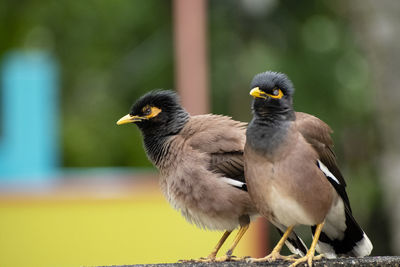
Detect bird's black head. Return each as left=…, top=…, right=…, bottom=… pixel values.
left=117, top=90, right=189, bottom=137
left=249, top=71, right=295, bottom=120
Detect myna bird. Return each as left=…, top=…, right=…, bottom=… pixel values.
left=116, top=90, right=308, bottom=261
left=244, top=71, right=373, bottom=266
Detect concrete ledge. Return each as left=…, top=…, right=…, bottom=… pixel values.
left=100, top=256, right=400, bottom=267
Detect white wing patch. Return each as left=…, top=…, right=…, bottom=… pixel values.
left=220, top=177, right=245, bottom=188
left=317, top=160, right=340, bottom=185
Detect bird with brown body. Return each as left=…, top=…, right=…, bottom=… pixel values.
left=116, top=90, right=308, bottom=261
left=244, top=71, right=373, bottom=266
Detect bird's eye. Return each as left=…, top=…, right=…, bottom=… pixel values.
left=142, top=106, right=152, bottom=115
left=272, top=88, right=280, bottom=96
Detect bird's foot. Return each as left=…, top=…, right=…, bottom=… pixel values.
left=284, top=254, right=300, bottom=260
left=213, top=255, right=249, bottom=262
left=289, top=253, right=324, bottom=267
left=246, top=251, right=297, bottom=263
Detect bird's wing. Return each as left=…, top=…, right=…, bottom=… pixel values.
left=294, top=114, right=371, bottom=256
left=295, top=112, right=346, bottom=187
left=187, top=114, right=247, bottom=187
left=295, top=112, right=351, bottom=210
left=210, top=151, right=246, bottom=183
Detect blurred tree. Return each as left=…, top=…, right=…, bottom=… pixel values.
left=347, top=0, right=400, bottom=255
left=1, top=0, right=173, bottom=167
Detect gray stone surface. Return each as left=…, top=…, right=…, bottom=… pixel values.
left=99, top=256, right=400, bottom=267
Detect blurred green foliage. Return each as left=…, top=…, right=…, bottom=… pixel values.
left=0, top=0, right=388, bottom=254
left=1, top=0, right=173, bottom=167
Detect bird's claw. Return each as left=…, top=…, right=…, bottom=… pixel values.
left=289, top=253, right=324, bottom=267
left=246, top=251, right=298, bottom=263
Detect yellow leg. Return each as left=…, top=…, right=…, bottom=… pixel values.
left=208, top=230, right=232, bottom=259
left=179, top=230, right=232, bottom=262
left=214, top=224, right=250, bottom=262
left=248, top=225, right=297, bottom=263
left=290, top=221, right=325, bottom=267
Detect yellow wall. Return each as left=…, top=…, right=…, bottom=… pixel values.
left=0, top=183, right=263, bottom=267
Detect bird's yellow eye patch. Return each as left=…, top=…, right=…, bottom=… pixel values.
left=268, top=88, right=284, bottom=99
left=143, top=106, right=162, bottom=119
left=116, top=106, right=162, bottom=125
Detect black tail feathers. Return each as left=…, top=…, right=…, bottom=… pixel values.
left=313, top=206, right=372, bottom=258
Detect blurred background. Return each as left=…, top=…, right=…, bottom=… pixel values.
left=1, top=0, right=399, bottom=266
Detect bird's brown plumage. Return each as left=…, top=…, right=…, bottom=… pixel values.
left=162, top=113, right=337, bottom=229
left=245, top=118, right=336, bottom=227
left=157, top=114, right=256, bottom=230
left=295, top=112, right=346, bottom=188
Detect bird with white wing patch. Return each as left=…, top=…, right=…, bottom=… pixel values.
left=244, top=71, right=373, bottom=267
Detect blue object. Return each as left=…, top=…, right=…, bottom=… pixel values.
left=0, top=50, right=60, bottom=180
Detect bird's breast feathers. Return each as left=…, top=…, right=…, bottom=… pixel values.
left=160, top=172, right=247, bottom=231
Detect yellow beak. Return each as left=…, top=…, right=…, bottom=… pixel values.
left=116, top=114, right=146, bottom=125
left=249, top=87, right=267, bottom=99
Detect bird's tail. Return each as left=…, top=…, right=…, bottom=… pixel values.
left=313, top=205, right=373, bottom=258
